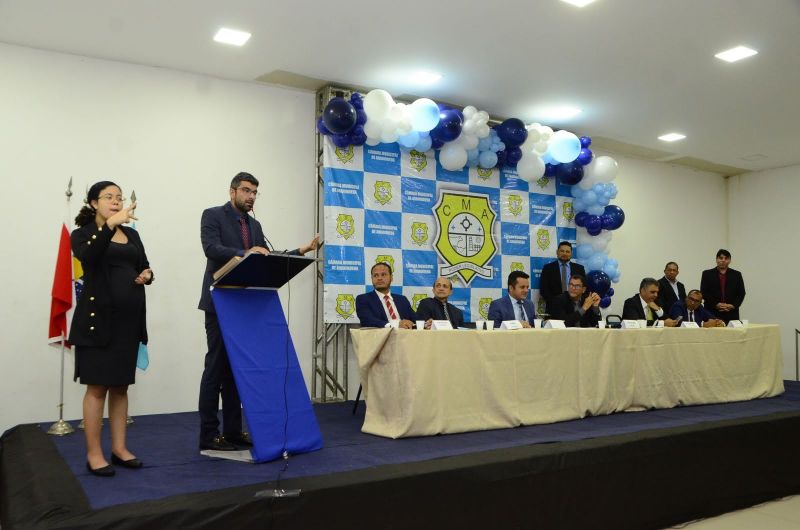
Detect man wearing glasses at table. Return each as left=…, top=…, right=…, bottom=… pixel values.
left=548, top=274, right=601, bottom=328
left=197, top=172, right=319, bottom=451
left=668, top=289, right=725, bottom=327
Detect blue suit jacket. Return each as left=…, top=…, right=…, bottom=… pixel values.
left=355, top=290, right=416, bottom=327
left=487, top=296, right=536, bottom=328
left=669, top=300, right=716, bottom=325
left=198, top=202, right=299, bottom=313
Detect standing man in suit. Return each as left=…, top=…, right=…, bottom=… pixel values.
left=198, top=172, right=319, bottom=451
left=488, top=271, right=537, bottom=328
left=355, top=262, right=415, bottom=328
left=415, top=276, right=464, bottom=329
left=549, top=274, right=602, bottom=328
left=669, top=289, right=725, bottom=327
left=539, top=241, right=586, bottom=315
left=622, top=277, right=679, bottom=326
left=700, top=249, right=746, bottom=323
left=656, top=261, right=686, bottom=313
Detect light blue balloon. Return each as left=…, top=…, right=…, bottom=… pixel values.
left=588, top=205, right=605, bottom=216
left=414, top=135, right=432, bottom=152
left=549, top=133, right=582, bottom=163
left=592, top=183, right=605, bottom=194
left=398, top=131, right=420, bottom=149
left=479, top=150, right=498, bottom=168
left=572, top=199, right=586, bottom=212
left=409, top=99, right=440, bottom=132
left=583, top=190, right=597, bottom=205
left=603, top=261, right=618, bottom=276
left=478, top=135, right=493, bottom=151
left=576, top=243, right=593, bottom=260
left=571, top=185, right=585, bottom=198
left=541, top=152, right=554, bottom=164
left=598, top=195, right=611, bottom=207
left=612, top=271, right=621, bottom=283
left=588, top=253, right=606, bottom=272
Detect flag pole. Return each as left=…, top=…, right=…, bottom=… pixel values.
left=48, top=177, right=75, bottom=436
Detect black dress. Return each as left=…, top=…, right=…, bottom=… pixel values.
left=75, top=241, right=145, bottom=386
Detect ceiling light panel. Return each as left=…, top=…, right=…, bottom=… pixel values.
left=715, top=46, right=757, bottom=63
left=214, top=28, right=251, bottom=46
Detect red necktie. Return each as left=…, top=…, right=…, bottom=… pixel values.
left=384, top=295, right=397, bottom=320
left=239, top=217, right=251, bottom=249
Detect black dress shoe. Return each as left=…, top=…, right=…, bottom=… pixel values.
left=199, top=435, right=236, bottom=451
left=111, top=453, right=143, bottom=469
left=223, top=432, right=253, bottom=447
left=86, top=462, right=115, bottom=477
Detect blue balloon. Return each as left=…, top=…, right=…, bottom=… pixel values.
left=506, top=146, right=523, bottom=165
left=585, top=215, right=602, bottom=233
left=576, top=243, right=593, bottom=260
left=572, top=198, right=586, bottom=212
left=603, top=205, right=626, bottom=230
left=583, top=190, right=598, bottom=205
left=408, top=99, right=440, bottom=131
left=398, top=131, right=420, bottom=149
left=496, top=150, right=507, bottom=168
left=571, top=185, right=585, bottom=198
left=331, top=132, right=351, bottom=148
left=555, top=161, right=584, bottom=185
left=544, top=163, right=557, bottom=177
left=430, top=108, right=463, bottom=143
left=549, top=133, right=582, bottom=163
left=495, top=118, right=528, bottom=148
left=431, top=137, right=444, bottom=150
left=602, top=260, right=618, bottom=277
left=478, top=135, right=493, bottom=151
left=580, top=136, right=592, bottom=148
left=350, top=126, right=367, bottom=146
left=541, top=151, right=555, bottom=165
left=322, top=97, right=357, bottom=134
left=577, top=148, right=593, bottom=165
left=588, top=205, right=605, bottom=216
left=316, top=116, right=331, bottom=136
left=355, top=109, right=368, bottom=126
left=587, top=270, right=611, bottom=297
left=599, top=296, right=611, bottom=309
left=607, top=288, right=615, bottom=297
left=415, top=134, right=433, bottom=152
left=588, top=253, right=605, bottom=272
left=479, top=150, right=498, bottom=168
left=575, top=211, right=589, bottom=227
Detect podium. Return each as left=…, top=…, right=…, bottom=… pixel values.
left=211, top=252, right=323, bottom=463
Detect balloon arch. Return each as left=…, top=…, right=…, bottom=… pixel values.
left=317, top=90, right=623, bottom=307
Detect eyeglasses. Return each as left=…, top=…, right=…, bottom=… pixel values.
left=98, top=194, right=126, bottom=202
left=236, top=186, right=260, bottom=197
left=687, top=297, right=703, bottom=304
left=568, top=283, right=584, bottom=289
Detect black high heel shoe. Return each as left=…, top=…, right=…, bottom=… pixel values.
left=111, top=453, right=143, bottom=469
left=86, top=461, right=115, bottom=477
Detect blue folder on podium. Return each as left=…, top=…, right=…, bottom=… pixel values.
left=211, top=252, right=323, bottom=463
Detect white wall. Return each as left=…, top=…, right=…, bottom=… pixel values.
left=0, top=42, right=736, bottom=435
left=0, top=43, right=316, bottom=434
left=728, top=164, right=800, bottom=379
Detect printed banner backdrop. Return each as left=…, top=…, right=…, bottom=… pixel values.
left=322, top=137, right=577, bottom=324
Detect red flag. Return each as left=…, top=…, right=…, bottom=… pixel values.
left=48, top=223, right=73, bottom=346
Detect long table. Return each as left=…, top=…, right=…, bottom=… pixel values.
left=351, top=324, right=784, bottom=438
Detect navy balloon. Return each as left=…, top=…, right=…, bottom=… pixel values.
left=585, top=215, right=602, bottom=234
left=544, top=163, right=557, bottom=177
left=496, top=150, right=507, bottom=168
left=355, top=109, right=368, bottom=126
left=600, top=214, right=615, bottom=230
left=575, top=211, right=589, bottom=227
left=599, top=296, right=612, bottom=309
left=350, top=125, right=367, bottom=146
left=603, top=205, right=626, bottom=230
left=555, top=161, right=584, bottom=185
left=430, top=108, right=463, bottom=143
left=580, top=136, right=592, bottom=148
left=506, top=146, right=523, bottom=165
left=577, top=148, right=593, bottom=165
left=431, top=137, right=444, bottom=150
left=331, top=133, right=351, bottom=148
left=322, top=97, right=357, bottom=134
left=496, top=118, right=528, bottom=148
left=587, top=270, right=611, bottom=297
left=316, top=116, right=331, bottom=136
left=607, top=287, right=615, bottom=297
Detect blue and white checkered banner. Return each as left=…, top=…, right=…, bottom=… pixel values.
left=322, top=137, right=577, bottom=323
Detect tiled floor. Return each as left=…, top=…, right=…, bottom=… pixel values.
left=670, top=496, right=800, bottom=529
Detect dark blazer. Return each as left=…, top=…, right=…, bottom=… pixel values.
left=487, top=296, right=536, bottom=328
left=199, top=202, right=299, bottom=313
left=656, top=277, right=686, bottom=314
left=355, top=290, right=416, bottom=327
left=700, top=267, right=746, bottom=322
left=69, top=223, right=150, bottom=347
left=539, top=260, right=586, bottom=313
left=669, top=300, right=716, bottom=325
left=622, top=294, right=665, bottom=322
left=415, top=297, right=464, bottom=328
left=549, top=292, right=601, bottom=328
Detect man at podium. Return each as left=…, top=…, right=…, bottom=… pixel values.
left=197, top=172, right=319, bottom=451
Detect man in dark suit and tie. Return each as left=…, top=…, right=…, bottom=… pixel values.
left=656, top=261, right=686, bottom=313
left=488, top=271, right=537, bottom=328
left=415, top=276, right=464, bottom=329
left=198, top=172, right=319, bottom=451
left=539, top=241, right=586, bottom=315
left=669, top=289, right=725, bottom=327
left=622, top=277, right=679, bottom=326
left=700, top=249, right=746, bottom=323
left=549, top=274, right=602, bottom=327
left=355, top=262, right=416, bottom=328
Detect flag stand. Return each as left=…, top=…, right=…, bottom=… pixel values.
left=47, top=334, right=75, bottom=436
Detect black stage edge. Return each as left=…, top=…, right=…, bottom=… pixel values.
left=4, top=412, right=800, bottom=529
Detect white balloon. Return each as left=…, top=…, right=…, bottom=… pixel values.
left=463, top=121, right=477, bottom=135
left=439, top=143, right=468, bottom=171
left=365, top=136, right=381, bottom=146
left=363, top=119, right=381, bottom=139
left=477, top=124, right=490, bottom=138
left=389, top=102, right=407, bottom=121
left=534, top=141, right=549, bottom=155
left=380, top=129, right=398, bottom=144
left=463, top=105, right=477, bottom=118
left=593, top=156, right=619, bottom=183
left=363, top=89, right=394, bottom=120
left=477, top=110, right=489, bottom=122
left=459, top=133, right=479, bottom=150
left=516, top=153, right=546, bottom=182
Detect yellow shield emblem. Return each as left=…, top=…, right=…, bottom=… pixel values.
left=409, top=150, right=428, bottom=172
left=562, top=201, right=575, bottom=222
left=374, top=181, right=392, bottom=206
left=508, top=194, right=523, bottom=217
left=336, top=214, right=355, bottom=240
left=411, top=221, right=429, bottom=246
left=412, top=293, right=428, bottom=312
left=335, top=145, right=354, bottom=164
left=375, top=255, right=395, bottom=273
left=335, top=294, right=356, bottom=319
left=479, top=297, right=492, bottom=319
left=536, top=228, right=551, bottom=251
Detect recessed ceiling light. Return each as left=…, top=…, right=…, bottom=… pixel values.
left=658, top=133, right=686, bottom=142
left=409, top=71, right=443, bottom=86
left=715, top=46, right=758, bottom=63
left=538, top=105, right=582, bottom=121
left=559, top=0, right=596, bottom=7
left=213, top=28, right=251, bottom=47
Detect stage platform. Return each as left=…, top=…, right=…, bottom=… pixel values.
left=4, top=382, right=800, bottom=529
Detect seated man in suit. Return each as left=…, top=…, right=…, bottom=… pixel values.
left=548, top=274, right=601, bottom=328
left=669, top=289, right=725, bottom=327
left=488, top=271, right=536, bottom=328
left=415, top=276, right=464, bottom=329
left=539, top=241, right=586, bottom=315
left=656, top=261, right=686, bottom=313
left=355, top=262, right=415, bottom=328
left=700, top=248, right=746, bottom=324
left=622, top=277, right=679, bottom=326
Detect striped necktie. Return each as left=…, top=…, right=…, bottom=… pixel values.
left=384, top=295, right=397, bottom=320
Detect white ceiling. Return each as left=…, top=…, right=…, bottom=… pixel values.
left=2, top=0, right=799, bottom=174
